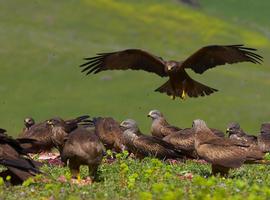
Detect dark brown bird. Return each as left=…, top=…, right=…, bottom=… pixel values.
left=258, top=123, right=270, bottom=153
left=193, top=119, right=265, bottom=177
left=18, top=115, right=91, bottom=153
left=80, top=45, right=262, bottom=99
left=93, top=117, right=125, bottom=153
left=147, top=110, right=182, bottom=138
left=47, top=119, right=105, bottom=181
left=120, top=119, right=184, bottom=160
left=0, top=132, right=42, bottom=185
left=226, top=122, right=257, bottom=146
left=62, top=129, right=105, bottom=181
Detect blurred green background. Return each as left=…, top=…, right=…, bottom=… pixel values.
left=1, top=0, right=269, bottom=135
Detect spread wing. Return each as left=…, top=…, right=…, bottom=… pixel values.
left=80, top=49, right=167, bottom=77
left=180, top=44, right=263, bottom=74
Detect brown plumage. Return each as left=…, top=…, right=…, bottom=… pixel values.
left=18, top=115, right=91, bottom=153
left=193, top=119, right=265, bottom=177
left=0, top=132, right=42, bottom=185
left=120, top=119, right=185, bottom=160
left=163, top=127, right=224, bottom=159
left=227, top=122, right=258, bottom=146
left=48, top=119, right=105, bottom=180
left=93, top=117, right=124, bottom=153
left=80, top=45, right=262, bottom=99
left=258, top=123, right=270, bottom=153
left=147, top=110, right=182, bottom=138
left=62, top=128, right=105, bottom=180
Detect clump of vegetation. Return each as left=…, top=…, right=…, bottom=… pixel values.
left=1, top=151, right=270, bottom=199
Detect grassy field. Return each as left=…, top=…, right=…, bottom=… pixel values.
left=1, top=0, right=270, bottom=199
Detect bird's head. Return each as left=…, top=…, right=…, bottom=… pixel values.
left=260, top=123, right=270, bottom=135
left=166, top=61, right=178, bottom=72
left=120, top=119, right=139, bottom=142
left=24, top=117, right=35, bottom=128
left=226, top=122, right=240, bottom=135
left=147, top=109, right=163, bottom=120
left=192, top=119, right=208, bottom=133
left=46, top=118, right=65, bottom=128
left=120, top=119, right=139, bottom=131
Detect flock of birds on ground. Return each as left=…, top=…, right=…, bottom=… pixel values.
left=1, top=110, right=270, bottom=185
left=0, top=44, right=267, bottom=186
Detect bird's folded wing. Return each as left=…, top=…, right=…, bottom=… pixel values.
left=199, top=143, right=246, bottom=168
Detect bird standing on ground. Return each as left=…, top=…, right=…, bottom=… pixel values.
left=147, top=110, right=182, bottom=138
left=193, top=119, right=265, bottom=177
left=47, top=119, right=105, bottom=182
left=226, top=122, right=257, bottom=146
left=92, top=117, right=125, bottom=153
left=258, top=123, right=270, bottom=153
left=120, top=119, right=185, bottom=160
left=18, top=115, right=91, bottom=153
left=80, top=45, right=262, bottom=99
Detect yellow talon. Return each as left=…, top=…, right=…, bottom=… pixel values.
left=170, top=95, right=175, bottom=100
left=181, top=90, right=186, bottom=100
left=77, top=174, right=81, bottom=181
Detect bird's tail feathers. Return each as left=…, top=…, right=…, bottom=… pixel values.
left=155, top=78, right=218, bottom=99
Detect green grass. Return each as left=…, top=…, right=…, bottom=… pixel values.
left=0, top=0, right=270, bottom=135
left=1, top=154, right=270, bottom=199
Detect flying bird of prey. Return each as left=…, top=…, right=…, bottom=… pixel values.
left=258, top=123, right=270, bottom=153
left=92, top=117, right=125, bottom=153
left=0, top=132, right=42, bottom=185
left=80, top=45, right=263, bottom=99
left=193, top=119, right=266, bottom=177
left=147, top=110, right=182, bottom=138
left=226, top=122, right=257, bottom=146
left=120, top=119, right=185, bottom=160
left=18, top=115, right=92, bottom=153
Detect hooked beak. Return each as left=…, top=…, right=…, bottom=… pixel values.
left=167, top=65, right=173, bottom=71
left=47, top=120, right=53, bottom=125
left=226, top=128, right=231, bottom=133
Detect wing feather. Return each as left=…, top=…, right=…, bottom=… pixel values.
left=80, top=49, right=167, bottom=77
left=181, top=44, right=263, bottom=74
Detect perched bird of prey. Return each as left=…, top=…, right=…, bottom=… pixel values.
left=92, top=117, right=125, bottom=153
left=18, top=117, right=36, bottom=137
left=193, top=119, right=266, bottom=177
left=147, top=110, right=182, bottom=138
left=120, top=119, right=185, bottom=160
left=48, top=119, right=105, bottom=181
left=0, top=132, right=42, bottom=185
left=163, top=126, right=224, bottom=159
left=63, top=129, right=105, bottom=181
left=227, top=122, right=257, bottom=146
left=80, top=45, right=263, bottom=99
left=18, top=115, right=91, bottom=153
left=24, top=117, right=35, bottom=130
left=258, top=123, right=270, bottom=153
